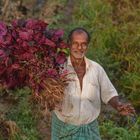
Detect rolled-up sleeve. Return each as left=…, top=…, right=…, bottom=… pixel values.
left=99, top=66, right=118, bottom=104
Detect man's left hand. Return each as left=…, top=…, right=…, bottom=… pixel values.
left=117, top=103, right=136, bottom=116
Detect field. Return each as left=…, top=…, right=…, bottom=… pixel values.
left=0, top=0, right=140, bottom=139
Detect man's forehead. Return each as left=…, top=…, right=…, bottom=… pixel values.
left=71, top=31, right=88, bottom=40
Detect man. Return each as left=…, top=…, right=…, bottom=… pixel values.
left=51, top=27, right=135, bottom=140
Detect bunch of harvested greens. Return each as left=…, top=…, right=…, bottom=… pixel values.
left=0, top=19, right=69, bottom=110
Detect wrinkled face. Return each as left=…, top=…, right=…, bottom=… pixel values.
left=70, top=32, right=88, bottom=59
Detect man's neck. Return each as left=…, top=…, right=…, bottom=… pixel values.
left=70, top=55, right=84, bottom=65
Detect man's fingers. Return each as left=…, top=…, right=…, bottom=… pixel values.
left=119, top=111, right=135, bottom=117
left=126, top=104, right=136, bottom=113
left=118, top=103, right=136, bottom=116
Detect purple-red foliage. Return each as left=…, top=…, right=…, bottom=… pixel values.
left=0, top=19, right=69, bottom=91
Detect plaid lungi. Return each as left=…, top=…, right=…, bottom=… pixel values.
left=51, top=113, right=101, bottom=140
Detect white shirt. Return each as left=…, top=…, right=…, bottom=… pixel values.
left=54, top=56, right=118, bottom=125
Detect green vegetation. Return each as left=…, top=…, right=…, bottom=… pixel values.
left=5, top=87, right=40, bottom=140
left=100, top=118, right=140, bottom=140
left=0, top=0, right=140, bottom=139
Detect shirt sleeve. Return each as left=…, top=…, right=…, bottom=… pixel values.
left=98, top=66, right=118, bottom=104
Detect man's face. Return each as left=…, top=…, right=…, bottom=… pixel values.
left=70, top=32, right=88, bottom=59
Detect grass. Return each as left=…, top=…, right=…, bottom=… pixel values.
left=5, top=87, right=41, bottom=140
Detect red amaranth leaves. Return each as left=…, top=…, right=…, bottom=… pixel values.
left=0, top=21, right=8, bottom=36
left=0, top=19, right=69, bottom=109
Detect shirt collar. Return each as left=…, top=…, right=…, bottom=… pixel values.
left=67, top=56, right=90, bottom=70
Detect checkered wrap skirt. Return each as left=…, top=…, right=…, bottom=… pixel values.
left=51, top=113, right=101, bottom=140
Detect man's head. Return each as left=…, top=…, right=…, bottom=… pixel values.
left=68, top=27, right=90, bottom=59
left=68, top=27, right=90, bottom=44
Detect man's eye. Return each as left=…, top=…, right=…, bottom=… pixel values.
left=71, top=42, right=78, bottom=47
left=81, top=43, right=87, bottom=47
left=71, top=42, right=88, bottom=48
left=81, top=43, right=88, bottom=49
left=72, top=42, right=78, bottom=46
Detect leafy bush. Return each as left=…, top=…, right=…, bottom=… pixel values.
left=100, top=117, right=140, bottom=140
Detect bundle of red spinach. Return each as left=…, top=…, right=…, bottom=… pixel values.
left=0, top=19, right=69, bottom=110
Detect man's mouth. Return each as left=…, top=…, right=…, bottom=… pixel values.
left=74, top=51, right=84, bottom=54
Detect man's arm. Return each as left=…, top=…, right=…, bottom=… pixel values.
left=98, top=65, right=136, bottom=116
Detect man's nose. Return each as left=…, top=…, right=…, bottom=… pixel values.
left=77, top=44, right=82, bottom=49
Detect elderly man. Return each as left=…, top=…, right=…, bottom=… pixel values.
left=51, top=27, right=135, bottom=140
